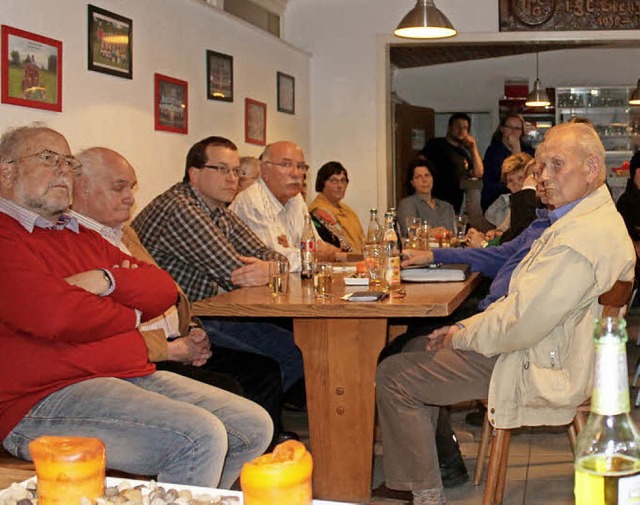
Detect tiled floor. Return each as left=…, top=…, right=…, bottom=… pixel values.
left=284, top=307, right=640, bottom=504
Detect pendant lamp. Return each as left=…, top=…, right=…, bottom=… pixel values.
left=629, top=79, right=640, bottom=105
left=394, top=0, right=457, bottom=39
left=526, top=52, right=551, bottom=107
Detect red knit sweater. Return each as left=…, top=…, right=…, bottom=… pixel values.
left=0, top=213, right=178, bottom=440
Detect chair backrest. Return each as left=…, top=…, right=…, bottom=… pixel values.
left=599, top=279, right=634, bottom=319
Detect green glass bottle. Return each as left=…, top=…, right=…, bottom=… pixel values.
left=574, top=317, right=640, bottom=504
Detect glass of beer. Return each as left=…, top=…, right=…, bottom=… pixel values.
left=363, top=244, right=387, bottom=289
left=269, top=260, right=289, bottom=296
left=313, top=262, right=333, bottom=298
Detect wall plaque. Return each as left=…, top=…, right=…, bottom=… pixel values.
left=500, top=0, right=640, bottom=31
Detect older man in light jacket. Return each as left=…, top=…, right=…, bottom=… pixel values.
left=376, top=122, right=636, bottom=505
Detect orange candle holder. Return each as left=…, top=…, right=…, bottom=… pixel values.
left=29, top=436, right=106, bottom=505
left=241, top=440, right=313, bottom=505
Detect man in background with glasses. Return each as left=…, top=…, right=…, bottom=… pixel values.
left=0, top=125, right=272, bottom=486
left=230, top=140, right=340, bottom=270
left=132, top=136, right=304, bottom=412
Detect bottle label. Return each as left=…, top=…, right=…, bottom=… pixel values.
left=301, top=240, right=316, bottom=252
left=592, top=341, right=630, bottom=415
left=385, top=256, right=401, bottom=286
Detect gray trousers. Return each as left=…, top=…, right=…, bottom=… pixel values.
left=376, top=341, right=497, bottom=490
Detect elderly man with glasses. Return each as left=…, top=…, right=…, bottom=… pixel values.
left=132, top=136, right=305, bottom=418
left=230, top=141, right=340, bottom=270
left=0, top=126, right=272, bottom=487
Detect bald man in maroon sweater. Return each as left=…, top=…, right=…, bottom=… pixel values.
left=0, top=126, right=271, bottom=488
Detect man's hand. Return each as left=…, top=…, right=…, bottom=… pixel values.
left=461, top=133, right=478, bottom=152
left=231, top=256, right=270, bottom=287
left=65, top=269, right=111, bottom=295
left=277, top=234, right=289, bottom=248
left=316, top=241, right=341, bottom=261
left=401, top=249, right=433, bottom=268
left=425, top=325, right=459, bottom=351
left=466, top=228, right=487, bottom=248
left=167, top=328, right=212, bottom=366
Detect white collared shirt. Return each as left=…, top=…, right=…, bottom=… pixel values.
left=229, top=178, right=319, bottom=271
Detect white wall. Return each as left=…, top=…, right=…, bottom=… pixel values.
left=284, top=0, right=498, bottom=223
left=284, top=0, right=640, bottom=224
left=1, top=0, right=310, bottom=214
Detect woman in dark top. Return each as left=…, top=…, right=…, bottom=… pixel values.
left=481, top=113, right=534, bottom=211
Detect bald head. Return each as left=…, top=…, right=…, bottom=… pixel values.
left=260, top=141, right=307, bottom=204
left=73, top=147, right=137, bottom=228
left=535, top=122, right=605, bottom=209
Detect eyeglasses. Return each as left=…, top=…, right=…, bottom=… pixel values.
left=8, top=149, right=82, bottom=173
left=326, top=177, right=348, bottom=185
left=201, top=164, right=241, bottom=177
left=264, top=160, right=309, bottom=173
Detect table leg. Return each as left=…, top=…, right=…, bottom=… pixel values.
left=293, top=318, right=387, bottom=503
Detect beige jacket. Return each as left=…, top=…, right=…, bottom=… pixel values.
left=122, top=226, right=191, bottom=362
left=454, top=185, right=635, bottom=429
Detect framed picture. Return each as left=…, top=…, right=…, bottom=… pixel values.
left=1, top=25, right=62, bottom=112
left=87, top=5, right=133, bottom=79
left=277, top=71, right=295, bottom=114
left=245, top=98, right=267, bottom=145
left=154, top=73, right=188, bottom=134
left=206, top=50, right=233, bottom=102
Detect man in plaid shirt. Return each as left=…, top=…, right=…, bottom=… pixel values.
left=132, top=136, right=304, bottom=394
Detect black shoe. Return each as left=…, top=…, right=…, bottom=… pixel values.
left=439, top=454, right=469, bottom=488
left=465, top=407, right=486, bottom=427
left=371, top=483, right=412, bottom=503
left=267, top=430, right=300, bottom=452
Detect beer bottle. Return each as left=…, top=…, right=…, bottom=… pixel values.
left=574, top=317, right=640, bottom=504
left=300, top=214, right=316, bottom=280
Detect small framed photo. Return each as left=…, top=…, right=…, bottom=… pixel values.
left=87, top=5, right=133, bottom=79
left=206, top=50, right=233, bottom=102
left=277, top=71, right=295, bottom=114
left=1, top=25, right=62, bottom=112
left=245, top=98, right=267, bottom=145
left=154, top=73, right=188, bottom=134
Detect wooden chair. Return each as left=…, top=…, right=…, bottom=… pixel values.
left=473, top=279, right=634, bottom=505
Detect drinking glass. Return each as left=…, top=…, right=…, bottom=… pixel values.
left=363, top=244, right=387, bottom=289
left=313, top=262, right=333, bottom=298
left=453, top=214, right=468, bottom=242
left=406, top=216, right=421, bottom=248
left=417, top=219, right=429, bottom=250
left=269, top=260, right=289, bottom=296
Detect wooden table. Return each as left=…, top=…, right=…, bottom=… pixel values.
left=193, top=272, right=481, bottom=503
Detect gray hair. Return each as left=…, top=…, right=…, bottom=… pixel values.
left=0, top=123, right=52, bottom=163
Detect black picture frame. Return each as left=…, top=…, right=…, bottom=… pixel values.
left=87, top=4, right=133, bottom=79
left=277, top=71, right=295, bottom=114
left=206, top=50, right=233, bottom=102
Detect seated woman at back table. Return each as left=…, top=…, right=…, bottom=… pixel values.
left=397, top=159, right=455, bottom=238
left=309, top=161, right=365, bottom=252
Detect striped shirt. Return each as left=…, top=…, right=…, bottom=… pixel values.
left=131, top=182, right=285, bottom=302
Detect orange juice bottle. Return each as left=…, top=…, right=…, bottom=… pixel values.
left=29, top=436, right=105, bottom=505
left=241, top=440, right=313, bottom=505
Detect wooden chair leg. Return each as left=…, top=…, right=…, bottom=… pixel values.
left=474, top=413, right=492, bottom=486
left=495, top=430, right=511, bottom=505
left=567, top=425, right=577, bottom=453
left=483, top=428, right=509, bottom=505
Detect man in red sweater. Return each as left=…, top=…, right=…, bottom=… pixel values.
left=0, top=125, right=272, bottom=487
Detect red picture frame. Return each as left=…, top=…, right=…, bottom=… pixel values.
left=154, top=73, right=188, bottom=134
left=1, top=25, right=62, bottom=112
left=245, top=98, right=267, bottom=145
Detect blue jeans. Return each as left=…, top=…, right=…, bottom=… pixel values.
left=2, top=371, right=272, bottom=488
left=202, top=319, right=304, bottom=392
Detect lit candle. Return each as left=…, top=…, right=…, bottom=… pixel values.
left=241, top=440, right=313, bottom=505
left=29, top=436, right=105, bottom=505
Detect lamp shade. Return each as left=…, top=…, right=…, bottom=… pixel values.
left=394, top=0, right=457, bottom=39
left=526, top=79, right=551, bottom=107
left=630, top=79, right=640, bottom=105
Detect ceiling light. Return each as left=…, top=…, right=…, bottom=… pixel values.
left=394, top=0, right=457, bottom=39
left=525, top=52, right=551, bottom=107
left=630, top=79, right=640, bottom=105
